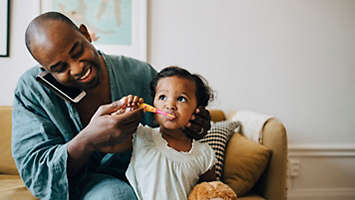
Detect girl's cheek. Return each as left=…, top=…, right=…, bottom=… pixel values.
left=155, top=115, right=163, bottom=123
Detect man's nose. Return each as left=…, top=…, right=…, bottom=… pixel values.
left=68, top=61, right=85, bottom=77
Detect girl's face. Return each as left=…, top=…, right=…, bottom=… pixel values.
left=153, top=76, right=197, bottom=131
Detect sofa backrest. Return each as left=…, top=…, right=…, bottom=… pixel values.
left=0, top=106, right=19, bottom=175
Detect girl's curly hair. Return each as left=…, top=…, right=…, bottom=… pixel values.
left=150, top=66, right=214, bottom=107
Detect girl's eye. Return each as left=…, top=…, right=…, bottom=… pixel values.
left=158, top=95, right=167, bottom=101
left=177, top=96, right=187, bottom=102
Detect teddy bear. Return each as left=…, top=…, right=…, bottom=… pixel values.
left=188, top=181, right=238, bottom=200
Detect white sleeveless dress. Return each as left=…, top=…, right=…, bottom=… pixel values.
left=126, top=125, right=215, bottom=200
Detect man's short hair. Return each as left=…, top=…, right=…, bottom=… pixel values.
left=25, top=12, right=79, bottom=56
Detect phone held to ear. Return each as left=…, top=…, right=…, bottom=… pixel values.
left=36, top=71, right=86, bottom=103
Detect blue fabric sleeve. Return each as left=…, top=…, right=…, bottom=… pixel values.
left=12, top=72, right=70, bottom=200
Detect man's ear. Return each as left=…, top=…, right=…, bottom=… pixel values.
left=79, top=24, right=92, bottom=42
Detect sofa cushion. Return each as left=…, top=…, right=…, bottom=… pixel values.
left=223, top=133, right=271, bottom=197
left=0, top=106, right=19, bottom=175
left=209, top=109, right=226, bottom=122
left=199, top=121, right=240, bottom=179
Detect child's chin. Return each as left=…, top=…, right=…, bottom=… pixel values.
left=161, top=124, right=183, bottom=130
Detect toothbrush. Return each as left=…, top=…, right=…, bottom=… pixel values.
left=139, top=103, right=175, bottom=119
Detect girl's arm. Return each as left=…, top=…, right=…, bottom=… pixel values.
left=199, top=165, right=217, bottom=183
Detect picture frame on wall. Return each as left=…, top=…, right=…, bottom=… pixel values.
left=40, top=0, right=147, bottom=61
left=0, top=0, right=10, bottom=57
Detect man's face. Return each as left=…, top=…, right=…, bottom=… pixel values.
left=31, top=21, right=102, bottom=90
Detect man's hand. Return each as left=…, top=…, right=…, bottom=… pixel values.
left=67, top=96, right=143, bottom=177
left=82, top=96, right=144, bottom=153
left=185, top=106, right=211, bottom=140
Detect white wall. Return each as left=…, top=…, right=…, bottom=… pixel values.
left=148, top=0, right=355, bottom=146
left=1, top=0, right=354, bottom=199
left=0, top=1, right=38, bottom=105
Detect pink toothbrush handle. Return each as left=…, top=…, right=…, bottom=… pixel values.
left=156, top=109, right=175, bottom=119
left=139, top=103, right=175, bottom=119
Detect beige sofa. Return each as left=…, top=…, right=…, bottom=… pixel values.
left=0, top=106, right=37, bottom=200
left=0, top=106, right=287, bottom=200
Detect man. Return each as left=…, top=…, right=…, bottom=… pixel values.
left=12, top=12, right=211, bottom=200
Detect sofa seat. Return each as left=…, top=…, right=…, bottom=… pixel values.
left=0, top=174, right=36, bottom=200
left=0, top=174, right=265, bottom=200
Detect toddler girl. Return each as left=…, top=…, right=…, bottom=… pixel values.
left=124, top=66, right=216, bottom=200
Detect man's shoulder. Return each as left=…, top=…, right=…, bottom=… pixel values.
left=103, top=52, right=156, bottom=74
left=14, top=66, right=54, bottom=103
left=16, top=66, right=42, bottom=88
left=103, top=53, right=148, bottom=67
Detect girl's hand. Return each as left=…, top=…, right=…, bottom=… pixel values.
left=111, top=95, right=144, bottom=115
left=185, top=106, right=211, bottom=139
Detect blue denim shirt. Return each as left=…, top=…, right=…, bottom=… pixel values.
left=12, top=53, right=156, bottom=199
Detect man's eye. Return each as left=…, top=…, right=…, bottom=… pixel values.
left=72, top=48, right=83, bottom=59
left=52, top=64, right=67, bottom=73
left=158, top=95, right=167, bottom=101
left=71, top=43, right=84, bottom=59
left=177, top=96, right=187, bottom=102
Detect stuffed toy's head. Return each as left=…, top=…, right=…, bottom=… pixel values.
left=188, top=181, right=238, bottom=200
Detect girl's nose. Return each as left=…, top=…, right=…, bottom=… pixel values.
left=165, top=100, right=177, bottom=111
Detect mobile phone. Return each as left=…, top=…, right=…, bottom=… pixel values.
left=36, top=71, right=86, bottom=103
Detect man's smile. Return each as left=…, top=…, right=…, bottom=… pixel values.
left=78, top=67, right=92, bottom=81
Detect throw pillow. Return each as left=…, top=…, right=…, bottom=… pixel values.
left=223, top=133, right=271, bottom=196
left=199, top=121, right=240, bottom=180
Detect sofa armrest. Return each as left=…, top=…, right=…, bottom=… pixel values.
left=255, top=118, right=288, bottom=200
left=0, top=106, right=19, bottom=175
